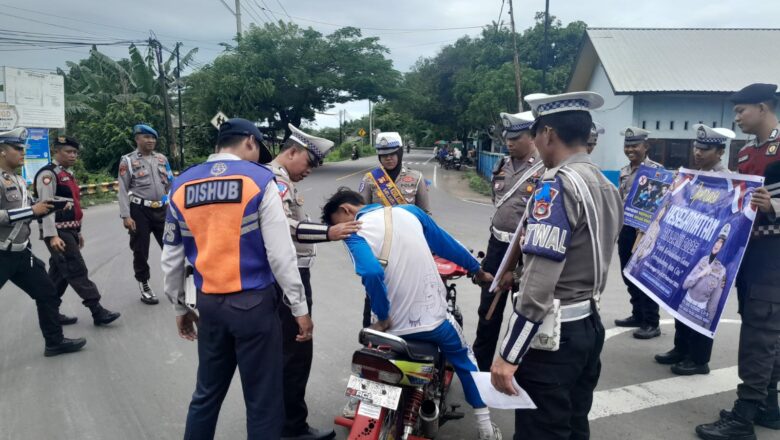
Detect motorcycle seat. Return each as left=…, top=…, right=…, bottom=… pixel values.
left=360, top=328, right=439, bottom=363
left=404, top=340, right=441, bottom=364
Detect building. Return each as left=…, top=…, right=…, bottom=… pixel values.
left=567, top=28, right=780, bottom=183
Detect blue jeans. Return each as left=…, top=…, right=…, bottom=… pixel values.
left=403, top=315, right=486, bottom=408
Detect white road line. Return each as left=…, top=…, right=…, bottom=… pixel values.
left=433, top=165, right=438, bottom=188
left=424, top=156, right=434, bottom=164
left=590, top=366, right=739, bottom=420
left=460, top=198, right=493, bottom=207
left=604, top=318, right=741, bottom=342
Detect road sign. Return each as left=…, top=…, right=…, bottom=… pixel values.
left=358, top=128, right=366, bottom=137
left=210, top=111, right=228, bottom=129
left=0, top=103, right=17, bottom=131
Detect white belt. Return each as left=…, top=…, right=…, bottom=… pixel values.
left=297, top=256, right=314, bottom=268
left=560, top=300, right=593, bottom=322
left=130, top=196, right=166, bottom=209
left=0, top=239, right=29, bottom=252
left=491, top=226, right=514, bottom=243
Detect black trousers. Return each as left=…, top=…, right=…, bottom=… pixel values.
left=514, top=312, right=605, bottom=440
left=184, top=288, right=283, bottom=440
left=473, top=235, right=517, bottom=371
left=617, top=225, right=659, bottom=327
left=0, top=248, right=63, bottom=346
left=46, top=228, right=101, bottom=309
left=673, top=319, right=714, bottom=364
left=128, top=203, right=166, bottom=282
left=279, top=268, right=314, bottom=436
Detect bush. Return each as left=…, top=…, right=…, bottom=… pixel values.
left=324, top=142, right=375, bottom=163
left=464, top=170, right=492, bottom=197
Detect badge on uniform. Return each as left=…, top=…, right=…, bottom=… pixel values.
left=119, top=163, right=128, bottom=176
left=358, top=179, right=366, bottom=193
left=767, top=143, right=778, bottom=156
left=402, top=176, right=415, bottom=183
left=523, top=178, right=571, bottom=262
left=184, top=179, right=243, bottom=208
left=277, top=181, right=289, bottom=198
left=42, top=176, right=52, bottom=185
left=770, top=128, right=779, bottom=140
left=210, top=162, right=228, bottom=176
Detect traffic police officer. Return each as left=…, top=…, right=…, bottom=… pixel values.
left=0, top=127, right=86, bottom=357
left=270, top=124, right=357, bottom=440
left=614, top=126, right=663, bottom=339
left=359, top=131, right=430, bottom=214
left=118, top=124, right=173, bottom=304
left=161, top=118, right=313, bottom=440
left=472, top=110, right=543, bottom=371
left=655, top=124, right=734, bottom=377
left=697, top=83, right=780, bottom=440
left=490, top=92, right=623, bottom=440
left=34, top=136, right=121, bottom=326
left=587, top=122, right=604, bottom=154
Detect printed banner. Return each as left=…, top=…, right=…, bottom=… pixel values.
left=21, top=128, right=50, bottom=185
left=623, top=164, right=676, bottom=231
left=624, top=168, right=764, bottom=337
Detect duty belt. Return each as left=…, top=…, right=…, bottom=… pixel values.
left=0, top=239, right=29, bottom=252
left=297, top=256, right=314, bottom=269
left=56, top=220, right=81, bottom=230
left=490, top=226, right=514, bottom=243
left=560, top=300, right=593, bottom=322
left=130, top=196, right=166, bottom=209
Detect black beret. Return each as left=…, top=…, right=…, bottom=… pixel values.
left=54, top=136, right=80, bottom=149
left=729, top=83, right=778, bottom=105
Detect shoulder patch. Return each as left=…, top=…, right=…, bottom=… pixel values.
left=522, top=178, right=571, bottom=262
left=42, top=176, right=52, bottom=185
left=184, top=179, right=243, bottom=209
left=277, top=181, right=290, bottom=199
left=119, top=162, right=128, bottom=176
left=358, top=177, right=367, bottom=193
left=767, top=143, right=778, bottom=156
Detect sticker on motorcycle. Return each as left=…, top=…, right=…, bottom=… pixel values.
left=345, top=375, right=402, bottom=410
left=356, top=402, right=382, bottom=419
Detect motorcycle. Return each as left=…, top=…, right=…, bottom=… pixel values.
left=433, top=256, right=467, bottom=328
left=352, top=145, right=360, bottom=161
left=442, top=155, right=462, bottom=171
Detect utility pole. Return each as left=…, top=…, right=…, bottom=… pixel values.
left=150, top=38, right=178, bottom=166
left=368, top=101, right=374, bottom=147
left=338, top=109, right=343, bottom=146
left=234, top=0, right=242, bottom=39
left=508, top=0, right=524, bottom=111
left=541, top=0, right=550, bottom=91
left=175, top=42, right=185, bottom=170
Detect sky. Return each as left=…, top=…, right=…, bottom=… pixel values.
left=1, top=0, right=778, bottom=128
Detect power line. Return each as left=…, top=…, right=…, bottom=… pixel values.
left=241, top=1, right=267, bottom=27
left=274, top=0, right=292, bottom=20
left=253, top=0, right=276, bottom=23
left=258, top=0, right=279, bottom=21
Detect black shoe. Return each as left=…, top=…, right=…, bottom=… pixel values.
left=655, top=348, right=685, bottom=365
left=633, top=326, right=661, bottom=339
left=671, top=359, right=710, bottom=376
left=92, top=307, right=121, bottom=326
left=696, top=413, right=756, bottom=440
left=281, top=426, right=336, bottom=440
left=614, top=316, right=642, bottom=327
left=58, top=313, right=78, bottom=325
left=44, top=337, right=87, bottom=357
left=721, top=408, right=780, bottom=430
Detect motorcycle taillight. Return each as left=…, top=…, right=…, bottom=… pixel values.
left=351, top=350, right=404, bottom=385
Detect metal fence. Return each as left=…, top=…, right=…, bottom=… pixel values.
left=477, top=151, right=503, bottom=180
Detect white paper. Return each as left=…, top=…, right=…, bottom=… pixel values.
left=488, top=219, right=525, bottom=293
left=470, top=371, right=537, bottom=410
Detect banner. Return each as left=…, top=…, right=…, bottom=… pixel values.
left=624, top=168, right=763, bottom=337
left=623, top=164, right=676, bottom=231
left=21, top=128, right=50, bottom=185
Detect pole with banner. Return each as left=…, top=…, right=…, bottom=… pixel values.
left=21, top=128, right=50, bottom=185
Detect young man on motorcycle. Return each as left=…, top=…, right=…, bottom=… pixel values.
left=323, top=188, right=502, bottom=440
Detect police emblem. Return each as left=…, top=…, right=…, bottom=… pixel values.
left=625, top=128, right=635, bottom=138
left=210, top=162, right=228, bottom=176
left=57, top=136, right=66, bottom=144
left=42, top=176, right=52, bottom=185
left=277, top=182, right=289, bottom=198
left=502, top=116, right=511, bottom=128
left=767, top=144, right=778, bottom=156
left=532, top=184, right=559, bottom=221
left=697, top=126, right=707, bottom=140
left=380, top=138, right=389, bottom=147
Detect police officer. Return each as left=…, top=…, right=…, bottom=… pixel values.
left=697, top=83, right=780, bottom=440
left=655, top=124, right=734, bottom=377
left=161, top=118, right=313, bottom=440
left=472, top=111, right=543, bottom=371
left=0, top=128, right=86, bottom=357
left=34, top=136, right=120, bottom=326
left=614, top=126, right=663, bottom=339
left=118, top=124, right=173, bottom=304
left=490, top=92, right=623, bottom=440
left=359, top=131, right=430, bottom=214
left=587, top=122, right=604, bottom=154
left=270, top=124, right=358, bottom=440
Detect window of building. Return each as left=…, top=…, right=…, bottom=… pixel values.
left=670, top=121, right=675, bottom=130
left=713, top=121, right=718, bottom=128
left=642, top=121, right=646, bottom=129
left=656, top=121, right=661, bottom=130
left=647, top=139, right=694, bottom=169
left=684, top=121, right=689, bottom=130
left=732, top=122, right=736, bottom=131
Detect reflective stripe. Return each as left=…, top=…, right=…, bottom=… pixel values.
left=242, top=212, right=259, bottom=225
left=560, top=300, right=593, bottom=322
left=181, top=230, right=193, bottom=237
left=240, top=222, right=260, bottom=235
left=495, top=161, right=545, bottom=209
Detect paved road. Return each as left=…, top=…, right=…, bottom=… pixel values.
left=0, top=151, right=761, bottom=439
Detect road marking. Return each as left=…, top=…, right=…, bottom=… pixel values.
left=433, top=165, right=438, bottom=188
left=590, top=366, right=738, bottom=420
left=424, top=156, right=434, bottom=164
left=336, top=167, right=373, bottom=181
left=460, top=198, right=492, bottom=207
left=604, top=318, right=741, bottom=342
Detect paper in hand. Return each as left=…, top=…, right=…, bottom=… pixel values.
left=470, top=371, right=537, bottom=410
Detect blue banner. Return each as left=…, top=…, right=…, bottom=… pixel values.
left=623, top=164, right=676, bottom=231
left=625, top=168, right=764, bottom=337
left=21, top=128, right=50, bottom=185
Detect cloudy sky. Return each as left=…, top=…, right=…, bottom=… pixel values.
left=1, top=0, right=777, bottom=127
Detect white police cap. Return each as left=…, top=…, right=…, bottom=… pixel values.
left=621, top=126, right=651, bottom=145
left=375, top=132, right=403, bottom=155
left=288, top=123, right=335, bottom=162
left=588, top=122, right=605, bottom=145
left=500, top=111, right=535, bottom=139
left=0, top=127, right=28, bottom=145
left=525, top=91, right=604, bottom=119
left=693, top=124, right=736, bottom=149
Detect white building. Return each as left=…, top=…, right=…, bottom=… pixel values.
left=567, top=28, right=780, bottom=183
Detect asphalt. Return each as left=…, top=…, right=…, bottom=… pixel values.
left=0, top=151, right=758, bottom=440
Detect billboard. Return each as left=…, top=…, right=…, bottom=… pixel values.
left=1, top=67, right=65, bottom=128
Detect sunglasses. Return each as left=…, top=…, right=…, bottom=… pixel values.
left=306, top=151, right=319, bottom=168
left=10, top=144, right=25, bottom=152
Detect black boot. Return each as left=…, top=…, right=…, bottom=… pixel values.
left=44, top=337, right=87, bottom=357
left=697, top=400, right=756, bottom=440
left=58, top=313, right=78, bottom=325
left=91, top=305, right=121, bottom=326
left=671, top=359, right=710, bottom=376
left=655, top=348, right=685, bottom=365
left=633, top=325, right=661, bottom=339
left=758, top=387, right=780, bottom=430
left=614, top=315, right=642, bottom=327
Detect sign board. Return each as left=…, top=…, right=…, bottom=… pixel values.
left=0, top=103, right=18, bottom=130
left=21, top=128, right=50, bottom=185
left=1, top=67, right=65, bottom=128
left=358, top=128, right=366, bottom=137
left=210, top=111, right=228, bottom=129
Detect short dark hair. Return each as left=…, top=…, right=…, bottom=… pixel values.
left=321, top=187, right=365, bottom=225
left=217, top=134, right=250, bottom=150
left=531, top=111, right=592, bottom=147
left=280, top=139, right=307, bottom=153
left=763, top=98, right=778, bottom=111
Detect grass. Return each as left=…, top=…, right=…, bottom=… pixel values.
left=80, top=191, right=118, bottom=208
left=324, top=142, right=376, bottom=163
left=464, top=170, right=492, bottom=197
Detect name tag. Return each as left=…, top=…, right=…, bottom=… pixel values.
left=185, top=179, right=243, bottom=208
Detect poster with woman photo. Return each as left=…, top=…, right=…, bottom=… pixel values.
left=624, top=168, right=763, bottom=337
left=623, top=164, right=676, bottom=232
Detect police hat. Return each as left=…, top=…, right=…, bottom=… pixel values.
left=54, top=135, right=80, bottom=150
left=133, top=124, right=158, bottom=138
left=588, top=122, right=605, bottom=145
left=525, top=91, right=604, bottom=132
left=717, top=223, right=731, bottom=240
left=693, top=124, right=735, bottom=150
left=218, top=118, right=273, bottom=163
left=501, top=111, right=535, bottom=139
left=0, top=127, right=28, bottom=146
left=374, top=132, right=403, bottom=155
left=288, top=123, right=335, bottom=164
left=729, top=83, right=778, bottom=105
left=621, top=126, right=650, bottom=145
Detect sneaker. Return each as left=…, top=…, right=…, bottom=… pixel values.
left=342, top=397, right=359, bottom=419
left=139, top=281, right=159, bottom=305
left=478, top=422, right=502, bottom=440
